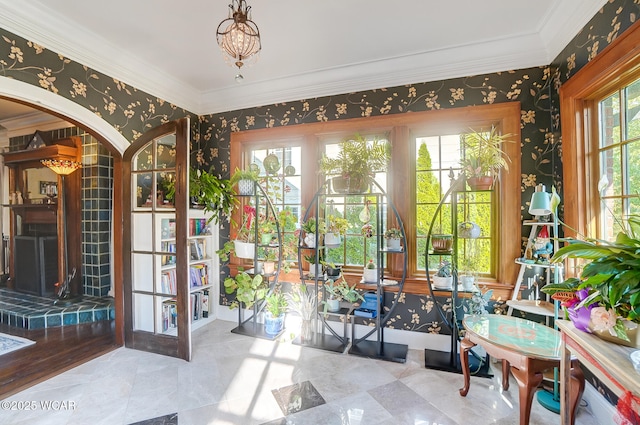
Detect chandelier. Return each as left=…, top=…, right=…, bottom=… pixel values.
left=216, top=0, right=261, bottom=80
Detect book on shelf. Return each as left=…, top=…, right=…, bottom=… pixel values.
left=161, top=269, right=177, bottom=295
left=161, top=218, right=176, bottom=239
left=189, top=264, right=208, bottom=288
left=162, top=299, right=178, bottom=331
left=189, top=240, right=206, bottom=260
left=189, top=218, right=208, bottom=237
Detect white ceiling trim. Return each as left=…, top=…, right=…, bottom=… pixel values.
left=0, top=111, right=72, bottom=139
left=0, top=0, right=609, bottom=116
left=0, top=1, right=200, bottom=113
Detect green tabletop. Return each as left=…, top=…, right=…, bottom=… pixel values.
left=462, top=314, right=561, bottom=360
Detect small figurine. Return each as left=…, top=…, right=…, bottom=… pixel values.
left=533, top=226, right=553, bottom=262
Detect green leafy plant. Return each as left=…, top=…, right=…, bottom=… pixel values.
left=324, top=277, right=363, bottom=303
left=223, top=270, right=268, bottom=310
left=301, top=217, right=326, bottom=234
left=229, top=166, right=259, bottom=185
left=265, top=289, right=288, bottom=317
left=384, top=227, right=402, bottom=239
left=326, top=214, right=349, bottom=235
left=460, top=126, right=513, bottom=179
left=165, top=167, right=237, bottom=224
left=541, top=216, right=640, bottom=342
left=319, top=134, right=391, bottom=190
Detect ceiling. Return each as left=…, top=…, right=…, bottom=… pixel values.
left=0, top=0, right=607, bottom=117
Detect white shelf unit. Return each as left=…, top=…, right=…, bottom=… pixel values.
left=507, top=220, right=563, bottom=319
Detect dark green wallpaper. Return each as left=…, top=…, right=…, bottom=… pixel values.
left=0, top=0, right=639, bottom=337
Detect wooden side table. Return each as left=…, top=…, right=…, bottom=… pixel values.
left=460, top=314, right=584, bottom=425
left=557, top=319, right=640, bottom=425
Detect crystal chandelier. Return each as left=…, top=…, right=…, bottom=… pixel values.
left=216, top=0, right=261, bottom=81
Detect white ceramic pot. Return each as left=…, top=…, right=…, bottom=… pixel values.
left=460, top=275, right=475, bottom=291
left=237, top=179, right=254, bottom=196
left=363, top=267, right=378, bottom=283
left=304, top=233, right=316, bottom=248
left=386, top=237, right=401, bottom=250
left=308, top=263, right=321, bottom=277
left=432, top=275, right=453, bottom=289
left=324, top=232, right=341, bottom=247
left=325, top=298, right=340, bottom=312
left=234, top=240, right=255, bottom=259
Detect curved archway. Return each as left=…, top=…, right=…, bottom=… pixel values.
left=0, top=76, right=125, bottom=346
left=0, top=77, right=130, bottom=154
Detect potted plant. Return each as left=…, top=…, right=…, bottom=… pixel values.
left=259, top=247, right=278, bottom=275
left=321, top=261, right=342, bottom=278
left=362, top=258, right=378, bottom=283
left=325, top=214, right=349, bottom=247
left=264, top=288, right=288, bottom=335
left=301, top=217, right=325, bottom=248
left=319, top=134, right=391, bottom=193
left=233, top=205, right=257, bottom=259
left=223, top=270, right=268, bottom=310
left=384, top=227, right=402, bottom=250
left=431, top=233, right=453, bottom=253
left=165, top=167, right=237, bottom=225
left=286, top=284, right=317, bottom=343
left=542, top=216, right=640, bottom=346
left=460, top=126, right=513, bottom=190
left=230, top=166, right=259, bottom=196
left=322, top=277, right=364, bottom=313
left=432, top=261, right=453, bottom=290
left=259, top=220, right=277, bottom=245
left=304, top=254, right=322, bottom=278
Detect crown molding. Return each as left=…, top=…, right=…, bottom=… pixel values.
left=0, top=1, right=201, bottom=114
left=199, top=32, right=550, bottom=114
left=0, top=0, right=608, bottom=116
left=0, top=111, right=72, bottom=138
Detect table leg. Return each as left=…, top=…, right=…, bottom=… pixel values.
left=459, top=336, right=475, bottom=396
left=502, top=359, right=510, bottom=391
left=568, top=360, right=585, bottom=425
left=510, top=364, right=544, bottom=425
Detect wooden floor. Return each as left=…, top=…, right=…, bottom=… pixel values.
left=0, top=320, right=118, bottom=399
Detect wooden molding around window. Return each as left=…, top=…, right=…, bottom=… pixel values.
left=229, top=102, right=521, bottom=289
left=561, top=19, right=640, bottom=240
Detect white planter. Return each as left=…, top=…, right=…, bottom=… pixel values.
left=325, top=298, right=340, bottom=312
left=237, top=179, right=254, bottom=196
left=262, top=261, right=275, bottom=275
left=386, top=237, right=401, bottom=250
left=308, top=263, right=321, bottom=277
left=304, top=233, right=316, bottom=248
left=363, top=268, right=378, bottom=283
left=460, top=275, right=475, bottom=291
left=234, top=240, right=255, bottom=259
left=324, top=232, right=341, bottom=247
left=432, top=275, right=453, bottom=290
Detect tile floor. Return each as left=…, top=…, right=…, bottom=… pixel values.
left=0, top=319, right=600, bottom=425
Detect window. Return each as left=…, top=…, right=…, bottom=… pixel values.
left=230, top=103, right=521, bottom=292
left=597, top=78, right=640, bottom=241
left=560, top=23, right=640, bottom=245
left=415, top=134, right=494, bottom=277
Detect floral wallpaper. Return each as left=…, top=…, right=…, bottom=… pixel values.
left=0, top=0, right=638, bottom=343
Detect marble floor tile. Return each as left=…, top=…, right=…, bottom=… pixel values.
left=0, top=318, right=601, bottom=425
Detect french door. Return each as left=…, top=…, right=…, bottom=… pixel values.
left=122, top=118, right=191, bottom=360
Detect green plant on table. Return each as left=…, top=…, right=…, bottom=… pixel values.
left=326, top=214, right=349, bottom=235
left=265, top=288, right=288, bottom=317
left=384, top=227, right=402, bottom=239
left=541, top=215, right=640, bottom=342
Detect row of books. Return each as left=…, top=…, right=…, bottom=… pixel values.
left=161, top=290, right=209, bottom=332
left=161, top=218, right=176, bottom=240
left=190, top=264, right=209, bottom=288
left=161, top=269, right=177, bottom=295
left=189, top=218, right=210, bottom=237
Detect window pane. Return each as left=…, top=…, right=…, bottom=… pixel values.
left=600, top=91, right=620, bottom=148
left=626, top=78, right=640, bottom=140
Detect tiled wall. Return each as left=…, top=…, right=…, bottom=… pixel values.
left=9, top=127, right=113, bottom=297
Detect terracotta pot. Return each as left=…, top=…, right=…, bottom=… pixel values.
left=431, top=234, right=453, bottom=252
left=467, top=176, right=494, bottom=190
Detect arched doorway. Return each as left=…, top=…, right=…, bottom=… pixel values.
left=0, top=77, right=127, bottom=346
